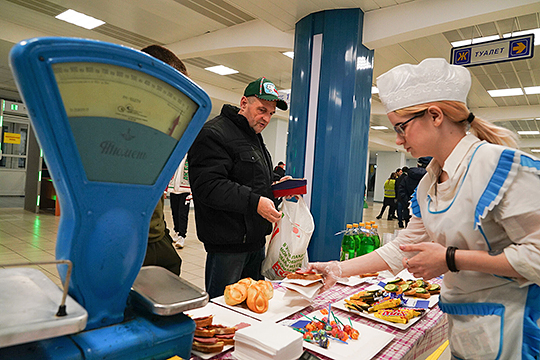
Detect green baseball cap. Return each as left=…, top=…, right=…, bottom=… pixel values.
left=244, top=77, right=288, bottom=111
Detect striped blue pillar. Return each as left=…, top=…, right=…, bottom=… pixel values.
left=287, top=9, right=374, bottom=262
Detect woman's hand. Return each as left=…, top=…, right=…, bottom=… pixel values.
left=307, top=261, right=343, bottom=293
left=400, top=242, right=447, bottom=279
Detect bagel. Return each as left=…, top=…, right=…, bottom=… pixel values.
left=254, top=280, right=274, bottom=300
left=224, top=282, right=248, bottom=306
left=237, top=277, right=256, bottom=287
left=246, top=285, right=269, bottom=314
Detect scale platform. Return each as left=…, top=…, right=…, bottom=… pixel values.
left=0, top=268, right=87, bottom=348
left=131, top=266, right=208, bottom=316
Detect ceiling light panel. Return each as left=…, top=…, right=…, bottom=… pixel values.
left=205, top=65, right=239, bottom=75
left=524, top=86, right=540, bottom=95
left=282, top=52, right=294, bottom=59
left=487, top=88, right=524, bottom=97
left=56, top=9, right=105, bottom=30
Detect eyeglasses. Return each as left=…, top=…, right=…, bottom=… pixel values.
left=393, top=111, right=426, bottom=135
left=393, top=111, right=426, bottom=136
left=394, top=110, right=426, bottom=136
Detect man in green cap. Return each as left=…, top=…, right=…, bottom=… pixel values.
left=188, top=77, right=288, bottom=298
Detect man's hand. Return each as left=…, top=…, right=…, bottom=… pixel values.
left=279, top=175, right=292, bottom=182
left=272, top=175, right=292, bottom=185
left=257, top=196, right=282, bottom=223
left=400, top=242, right=447, bottom=279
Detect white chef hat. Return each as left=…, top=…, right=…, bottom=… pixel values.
left=377, top=58, right=471, bottom=113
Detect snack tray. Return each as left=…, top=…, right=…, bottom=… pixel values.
left=212, top=289, right=311, bottom=322
left=282, top=309, right=394, bottom=360
left=332, top=295, right=437, bottom=330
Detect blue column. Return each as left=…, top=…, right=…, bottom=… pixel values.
left=287, top=9, right=374, bottom=262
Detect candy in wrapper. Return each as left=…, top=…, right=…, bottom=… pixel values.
left=368, top=297, right=401, bottom=312
left=373, top=308, right=422, bottom=323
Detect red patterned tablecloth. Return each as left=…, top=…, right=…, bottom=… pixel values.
left=191, top=277, right=448, bottom=360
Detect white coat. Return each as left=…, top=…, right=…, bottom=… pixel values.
left=168, top=155, right=190, bottom=195
left=377, top=134, right=540, bottom=359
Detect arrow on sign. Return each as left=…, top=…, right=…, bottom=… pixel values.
left=513, top=42, right=527, bottom=54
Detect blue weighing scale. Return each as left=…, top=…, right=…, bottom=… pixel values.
left=0, top=37, right=212, bottom=359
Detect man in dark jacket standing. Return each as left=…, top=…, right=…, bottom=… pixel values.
left=274, top=161, right=286, bottom=179
left=395, top=166, right=408, bottom=228
left=188, top=77, right=288, bottom=298
left=398, top=157, right=431, bottom=227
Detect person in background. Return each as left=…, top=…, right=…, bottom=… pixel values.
left=376, top=172, right=397, bottom=220
left=398, top=157, right=430, bottom=227
left=309, top=58, right=540, bottom=359
left=188, top=77, right=288, bottom=299
left=395, top=166, right=408, bottom=228
left=169, top=155, right=191, bottom=249
left=273, top=161, right=286, bottom=179
left=140, top=44, right=188, bottom=276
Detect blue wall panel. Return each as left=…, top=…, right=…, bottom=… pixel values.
left=288, top=9, right=374, bottom=262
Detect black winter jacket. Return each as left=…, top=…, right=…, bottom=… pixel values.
left=398, top=167, right=427, bottom=203
left=188, top=105, right=277, bottom=253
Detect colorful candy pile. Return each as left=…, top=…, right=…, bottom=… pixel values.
left=344, top=290, right=426, bottom=324
left=293, top=309, right=359, bottom=349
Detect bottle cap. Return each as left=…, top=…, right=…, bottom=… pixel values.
left=365, top=225, right=372, bottom=229
left=359, top=222, right=365, bottom=227
left=373, top=224, right=378, bottom=229
left=353, top=223, right=359, bottom=227
left=346, top=224, right=353, bottom=228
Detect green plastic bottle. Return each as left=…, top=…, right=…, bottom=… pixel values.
left=372, top=224, right=381, bottom=249
left=359, top=224, right=375, bottom=256
left=354, top=222, right=366, bottom=257
left=351, top=223, right=360, bottom=258
left=340, top=224, right=354, bottom=261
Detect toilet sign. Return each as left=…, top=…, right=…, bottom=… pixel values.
left=451, top=34, right=534, bottom=67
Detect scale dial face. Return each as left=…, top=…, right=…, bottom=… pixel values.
left=52, top=62, right=199, bottom=185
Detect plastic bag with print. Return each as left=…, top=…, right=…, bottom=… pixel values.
left=261, top=196, right=314, bottom=280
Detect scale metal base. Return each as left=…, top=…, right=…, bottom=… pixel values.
left=0, top=266, right=208, bottom=359
left=0, top=308, right=195, bottom=360
left=0, top=268, right=87, bottom=348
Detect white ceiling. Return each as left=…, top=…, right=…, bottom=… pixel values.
left=1, top=0, right=540, bottom=157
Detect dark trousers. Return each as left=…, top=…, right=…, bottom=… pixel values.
left=404, top=201, right=411, bottom=225
left=397, top=201, right=404, bottom=225
left=170, top=192, right=190, bottom=237
left=143, top=230, right=182, bottom=275
left=205, top=247, right=265, bottom=299
left=377, top=197, right=396, bottom=219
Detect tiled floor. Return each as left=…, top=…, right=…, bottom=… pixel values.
left=0, top=198, right=400, bottom=290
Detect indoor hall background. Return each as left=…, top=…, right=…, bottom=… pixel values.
left=0, top=198, right=402, bottom=290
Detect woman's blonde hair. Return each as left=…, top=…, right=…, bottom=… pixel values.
left=395, top=101, right=518, bottom=148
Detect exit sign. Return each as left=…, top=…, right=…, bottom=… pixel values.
left=450, top=34, right=534, bottom=67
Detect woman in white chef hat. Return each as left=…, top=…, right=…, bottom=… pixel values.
left=310, top=58, right=540, bottom=359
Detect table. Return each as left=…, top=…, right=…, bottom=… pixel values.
left=190, top=277, right=448, bottom=360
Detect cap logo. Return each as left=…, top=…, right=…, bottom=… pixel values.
left=264, top=82, right=279, bottom=96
